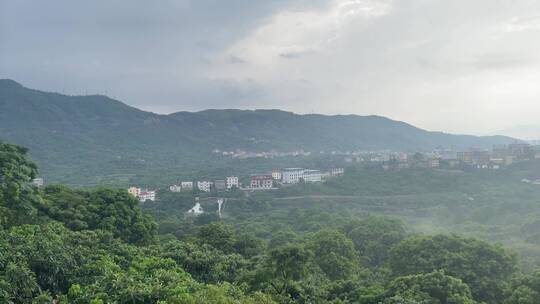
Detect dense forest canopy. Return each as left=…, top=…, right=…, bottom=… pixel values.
left=1, top=141, right=540, bottom=303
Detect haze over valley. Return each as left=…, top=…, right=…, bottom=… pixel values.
left=3, top=1, right=540, bottom=303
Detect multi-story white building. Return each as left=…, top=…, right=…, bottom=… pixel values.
left=282, top=168, right=305, bottom=184
left=250, top=175, right=274, bottom=189
left=169, top=185, right=182, bottom=192
left=329, top=168, right=345, bottom=176
left=197, top=181, right=212, bottom=192
left=128, top=187, right=141, bottom=197
left=226, top=176, right=239, bottom=189
left=181, top=182, right=194, bottom=191
left=139, top=190, right=156, bottom=202
left=271, top=170, right=282, bottom=181
left=282, top=168, right=323, bottom=184
left=303, top=170, right=322, bottom=183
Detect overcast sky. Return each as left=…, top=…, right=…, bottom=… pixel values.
left=2, top=0, right=540, bottom=137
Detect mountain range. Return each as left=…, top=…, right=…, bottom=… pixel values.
left=0, top=79, right=516, bottom=186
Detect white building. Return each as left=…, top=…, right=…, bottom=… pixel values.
left=282, top=168, right=323, bottom=184
left=181, top=182, right=194, bottom=191
left=139, top=190, right=156, bottom=202
left=187, top=202, right=204, bottom=215
left=197, top=181, right=212, bottom=192
left=329, top=168, right=345, bottom=176
left=169, top=185, right=182, bottom=192
left=226, top=176, right=239, bottom=189
left=31, top=178, right=44, bottom=188
left=282, top=168, right=305, bottom=184
left=128, top=187, right=141, bottom=197
left=250, top=175, right=274, bottom=189
left=303, top=170, right=322, bottom=183
left=271, top=170, right=282, bottom=181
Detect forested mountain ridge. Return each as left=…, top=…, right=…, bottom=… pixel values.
left=0, top=79, right=516, bottom=185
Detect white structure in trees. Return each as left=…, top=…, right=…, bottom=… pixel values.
left=226, top=176, right=239, bottom=189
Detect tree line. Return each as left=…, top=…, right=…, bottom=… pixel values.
left=1, top=141, right=540, bottom=303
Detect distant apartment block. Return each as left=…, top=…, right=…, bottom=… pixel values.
left=128, top=187, right=156, bottom=202
left=303, top=170, right=322, bottom=183
left=282, top=168, right=323, bottom=184
left=271, top=170, right=282, bottom=181
left=226, top=176, right=239, bottom=189
left=169, top=185, right=182, bottom=192
left=282, top=168, right=305, bottom=184
left=181, top=182, right=194, bottom=191
left=139, top=190, right=156, bottom=202
left=197, top=181, right=212, bottom=192
left=428, top=159, right=440, bottom=168
left=329, top=168, right=345, bottom=176
left=250, top=175, right=273, bottom=189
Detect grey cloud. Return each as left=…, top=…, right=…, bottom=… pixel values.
left=2, top=0, right=540, bottom=136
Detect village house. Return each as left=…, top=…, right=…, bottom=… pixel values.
left=282, top=168, right=305, bottom=184
left=181, top=181, right=194, bottom=191
left=138, top=190, right=156, bottom=202
left=197, top=180, right=212, bottom=192
left=329, top=168, right=345, bottom=176
left=250, top=174, right=273, bottom=189
left=271, top=170, right=282, bottom=181
left=226, top=176, right=239, bottom=189
left=169, top=184, right=182, bottom=192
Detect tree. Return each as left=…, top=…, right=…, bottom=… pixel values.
left=345, top=216, right=406, bottom=268
left=503, top=271, right=540, bottom=304
left=40, top=187, right=157, bottom=245
left=197, top=222, right=236, bottom=253
left=0, top=142, right=41, bottom=227
left=306, top=228, right=360, bottom=280
left=384, top=270, right=477, bottom=304
left=161, top=240, right=247, bottom=284
left=254, top=244, right=313, bottom=298
left=389, top=234, right=517, bottom=304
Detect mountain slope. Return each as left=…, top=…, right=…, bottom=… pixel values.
left=0, top=79, right=515, bottom=185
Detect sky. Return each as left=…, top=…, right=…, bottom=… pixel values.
left=1, top=0, right=540, bottom=138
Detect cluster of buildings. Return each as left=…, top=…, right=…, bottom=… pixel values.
left=213, top=149, right=313, bottom=160
left=128, top=187, right=156, bottom=202
left=376, top=143, right=540, bottom=171
left=169, top=176, right=240, bottom=193
left=166, top=167, right=345, bottom=193
left=247, top=167, right=344, bottom=190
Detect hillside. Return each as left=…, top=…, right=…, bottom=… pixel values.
left=0, top=79, right=516, bottom=185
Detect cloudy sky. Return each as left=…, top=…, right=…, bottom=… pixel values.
left=2, top=0, right=540, bottom=137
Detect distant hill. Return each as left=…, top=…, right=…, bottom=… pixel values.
left=0, top=79, right=516, bottom=185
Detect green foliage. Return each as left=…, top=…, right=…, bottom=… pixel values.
left=161, top=240, right=247, bottom=284
left=197, top=222, right=237, bottom=253
left=345, top=216, right=407, bottom=268
left=384, top=270, right=477, bottom=304
left=504, top=271, right=540, bottom=304
left=0, top=142, right=41, bottom=227
left=306, top=229, right=360, bottom=280
left=38, top=185, right=157, bottom=245
left=389, top=234, right=517, bottom=303
left=4, top=140, right=540, bottom=304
